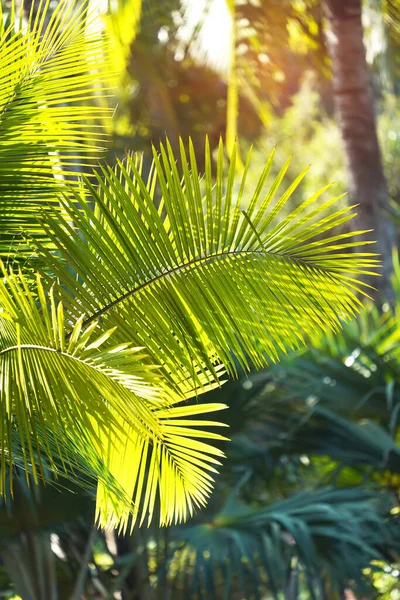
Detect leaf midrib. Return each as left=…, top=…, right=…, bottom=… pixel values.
left=73, top=246, right=340, bottom=336
left=74, top=248, right=262, bottom=335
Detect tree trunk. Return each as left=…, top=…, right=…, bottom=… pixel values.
left=323, top=0, right=396, bottom=305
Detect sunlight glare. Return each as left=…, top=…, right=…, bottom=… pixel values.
left=179, top=0, right=232, bottom=75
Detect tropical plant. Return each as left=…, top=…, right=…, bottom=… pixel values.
left=1, top=1, right=399, bottom=598
left=1, top=353, right=400, bottom=599
left=3, top=263, right=400, bottom=597
left=5, top=311, right=400, bottom=600
left=147, top=487, right=397, bottom=599
left=0, top=0, right=381, bottom=543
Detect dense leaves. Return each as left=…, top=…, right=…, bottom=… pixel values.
left=0, top=0, right=383, bottom=537
left=0, top=0, right=114, bottom=257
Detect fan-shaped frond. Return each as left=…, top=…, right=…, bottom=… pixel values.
left=0, top=265, right=227, bottom=530
left=237, top=402, right=400, bottom=478
left=154, top=487, right=394, bottom=599
left=37, top=138, right=379, bottom=400
left=0, top=0, right=115, bottom=258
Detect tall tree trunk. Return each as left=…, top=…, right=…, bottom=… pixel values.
left=323, top=0, right=396, bottom=305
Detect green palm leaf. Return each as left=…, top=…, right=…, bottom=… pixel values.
left=0, top=0, right=115, bottom=258
left=22, top=137, right=378, bottom=530
left=154, top=487, right=394, bottom=599
left=37, top=138, right=378, bottom=394
left=0, top=265, right=227, bottom=531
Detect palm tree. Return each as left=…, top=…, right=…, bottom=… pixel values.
left=322, top=0, right=397, bottom=304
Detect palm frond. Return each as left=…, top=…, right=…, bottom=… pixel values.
left=0, top=0, right=115, bottom=258
left=154, top=487, right=395, bottom=599
left=22, top=138, right=381, bottom=530
left=36, top=139, right=379, bottom=398
left=0, top=264, right=227, bottom=530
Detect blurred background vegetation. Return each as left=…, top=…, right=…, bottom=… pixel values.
left=1, top=0, right=400, bottom=598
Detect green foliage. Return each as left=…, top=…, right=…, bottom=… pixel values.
left=244, top=80, right=400, bottom=221
left=0, top=0, right=399, bottom=598
left=0, top=0, right=115, bottom=258
left=153, top=487, right=395, bottom=599
left=0, top=0, right=380, bottom=536
left=3, top=287, right=400, bottom=599
left=29, top=137, right=379, bottom=531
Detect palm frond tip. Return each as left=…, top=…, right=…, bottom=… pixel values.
left=0, top=266, right=228, bottom=531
